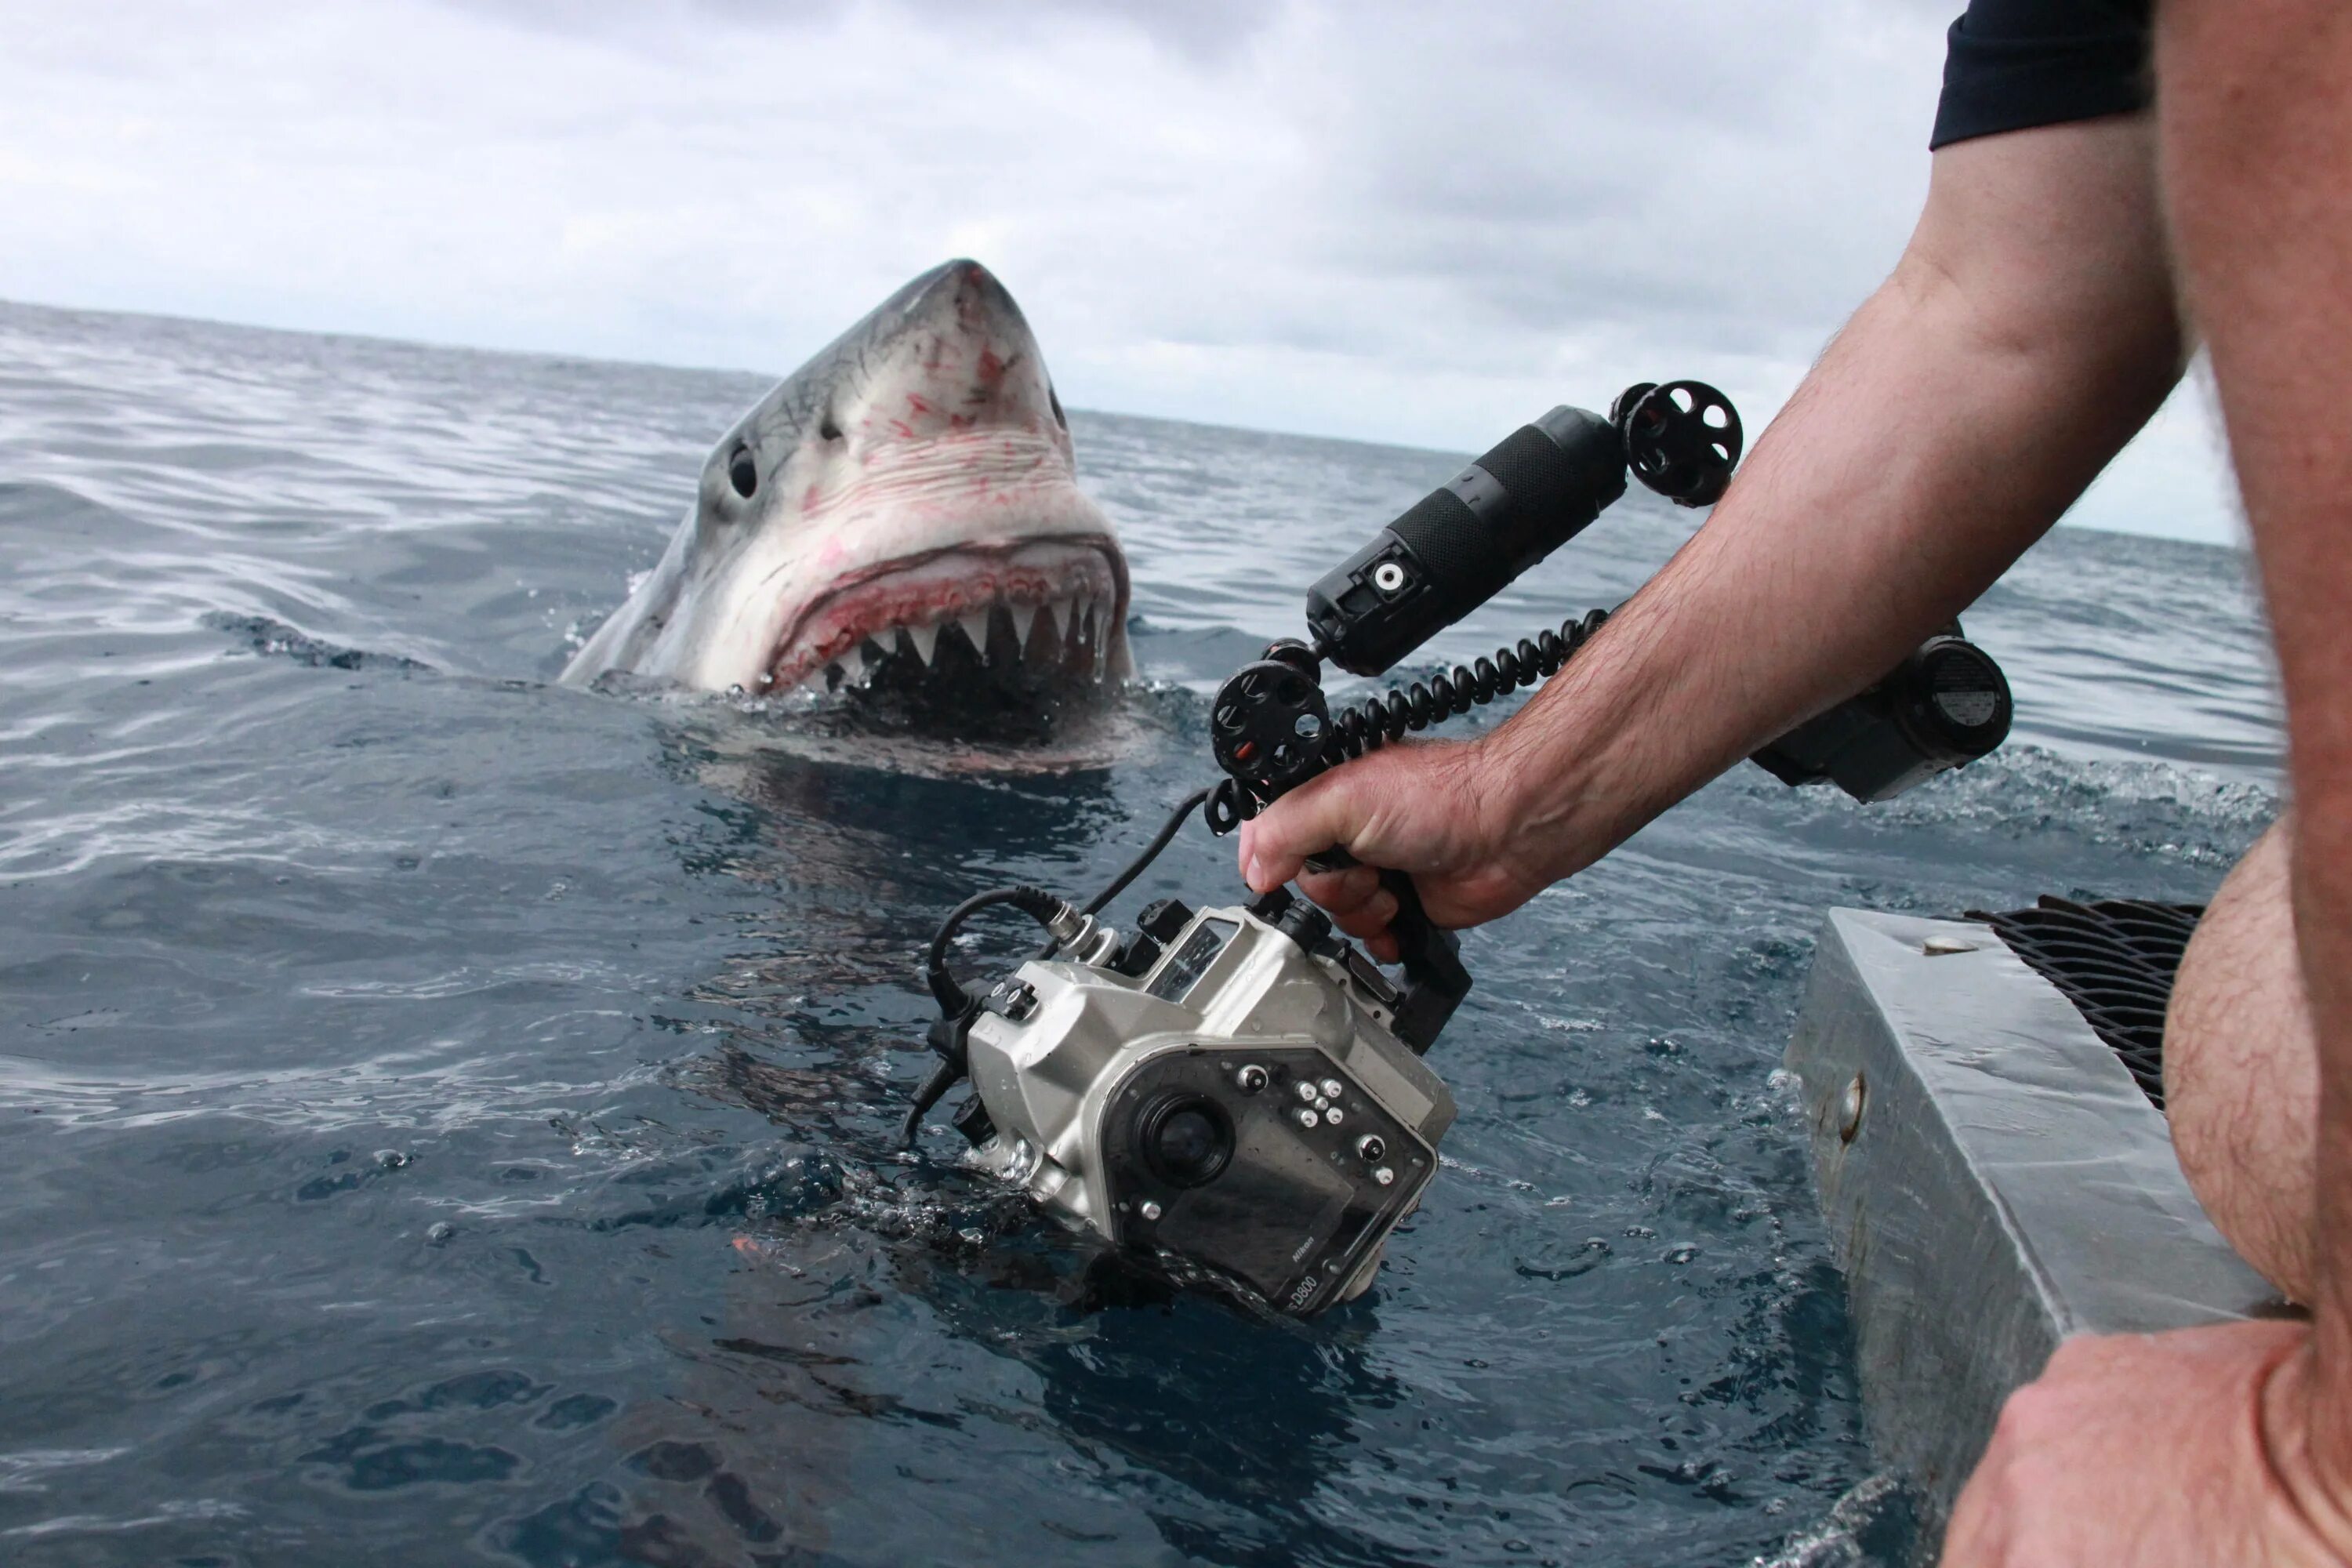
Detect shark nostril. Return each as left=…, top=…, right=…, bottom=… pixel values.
left=728, top=446, right=758, bottom=499
left=819, top=414, right=844, bottom=443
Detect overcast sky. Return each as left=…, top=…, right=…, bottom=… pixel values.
left=1, top=0, right=2241, bottom=543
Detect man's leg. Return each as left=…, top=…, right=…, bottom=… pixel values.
left=2165, top=816, right=2319, bottom=1302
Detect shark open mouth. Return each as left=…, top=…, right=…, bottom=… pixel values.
left=763, top=536, right=1127, bottom=696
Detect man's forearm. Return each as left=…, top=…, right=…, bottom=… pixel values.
left=1484, top=120, right=2183, bottom=880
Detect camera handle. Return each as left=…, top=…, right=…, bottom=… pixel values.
left=1301, top=848, right=1469, bottom=1052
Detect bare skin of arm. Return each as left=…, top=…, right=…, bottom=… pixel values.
left=1240, top=116, right=2183, bottom=960
left=1943, top=4, right=2352, bottom=1562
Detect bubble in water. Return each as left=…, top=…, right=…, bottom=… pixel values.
left=426, top=1222, right=456, bottom=1247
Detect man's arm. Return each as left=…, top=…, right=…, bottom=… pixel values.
left=1943, top=6, right=2352, bottom=1564
left=2165, top=0, right=2352, bottom=1478
left=1240, top=116, right=2183, bottom=956
left=1938, top=8, right=2352, bottom=1562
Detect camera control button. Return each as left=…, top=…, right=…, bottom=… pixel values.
left=1373, top=1167, right=1396, bottom=1186
left=1356, top=1134, right=1387, bottom=1163
left=1295, top=1108, right=1320, bottom=1131
left=1235, top=1064, right=1269, bottom=1094
left=1319, top=1078, right=1344, bottom=1099
left=1297, top=1082, right=1319, bottom=1103
left=1137, top=898, right=1195, bottom=942
left=1139, top=1200, right=1163, bottom=1221
left=1324, top=1108, right=1344, bottom=1126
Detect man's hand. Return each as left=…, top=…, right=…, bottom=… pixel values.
left=1944, top=1322, right=2352, bottom=1566
left=1236, top=735, right=1559, bottom=961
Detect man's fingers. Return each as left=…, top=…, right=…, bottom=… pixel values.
left=1329, top=890, right=1399, bottom=946
left=1243, top=743, right=1454, bottom=890
left=1296, top=864, right=1381, bottom=915
left=1241, top=767, right=1373, bottom=891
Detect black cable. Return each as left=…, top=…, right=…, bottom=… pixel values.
left=924, top=884, right=1065, bottom=1018
left=1080, top=785, right=1215, bottom=917
left=1207, top=607, right=1611, bottom=830
left=1326, top=607, right=1610, bottom=760
left=906, top=794, right=1214, bottom=1145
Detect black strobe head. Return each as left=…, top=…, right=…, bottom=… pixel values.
left=1301, top=405, right=1628, bottom=677
left=1749, top=629, right=2014, bottom=802
left=1906, top=637, right=2011, bottom=754
left=1300, top=383, right=1742, bottom=678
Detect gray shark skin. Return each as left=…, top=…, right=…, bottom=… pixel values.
left=563, top=260, right=1131, bottom=702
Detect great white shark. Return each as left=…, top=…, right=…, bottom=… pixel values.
left=563, top=260, right=1131, bottom=708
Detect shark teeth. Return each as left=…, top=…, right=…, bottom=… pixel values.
left=804, top=595, right=1115, bottom=693
left=1022, top=602, right=1058, bottom=656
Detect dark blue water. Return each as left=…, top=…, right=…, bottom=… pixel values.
left=0, top=298, right=2281, bottom=1566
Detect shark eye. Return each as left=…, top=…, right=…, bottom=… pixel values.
left=728, top=446, right=757, bottom=499
left=1048, top=386, right=1067, bottom=430
left=818, top=414, right=844, bottom=442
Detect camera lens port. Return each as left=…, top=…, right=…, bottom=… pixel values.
left=1135, top=1093, right=1236, bottom=1189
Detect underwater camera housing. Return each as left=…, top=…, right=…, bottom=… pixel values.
left=949, top=884, right=1454, bottom=1315
left=912, top=379, right=2013, bottom=1316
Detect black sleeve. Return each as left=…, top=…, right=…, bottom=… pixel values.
left=1929, top=0, right=2154, bottom=151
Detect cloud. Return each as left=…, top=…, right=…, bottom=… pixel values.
left=0, top=0, right=2238, bottom=541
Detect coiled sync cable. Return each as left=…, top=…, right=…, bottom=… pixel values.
left=1207, top=607, right=1611, bottom=832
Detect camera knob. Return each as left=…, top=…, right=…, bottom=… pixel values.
left=1619, top=379, right=1741, bottom=507
left=1356, top=1134, right=1387, bottom=1163
left=1138, top=898, right=1196, bottom=943
left=1235, top=1064, right=1269, bottom=1094
left=1273, top=900, right=1332, bottom=951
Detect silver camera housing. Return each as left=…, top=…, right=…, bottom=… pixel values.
left=960, top=898, right=1456, bottom=1314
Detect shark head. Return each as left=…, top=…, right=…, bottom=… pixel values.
left=564, top=260, right=1131, bottom=709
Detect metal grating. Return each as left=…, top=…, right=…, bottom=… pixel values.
left=1962, top=897, right=2205, bottom=1111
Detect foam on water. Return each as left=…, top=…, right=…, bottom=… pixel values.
left=0, top=297, right=2279, bottom=1566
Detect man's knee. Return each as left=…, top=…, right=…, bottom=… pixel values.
left=2165, top=818, right=2318, bottom=1301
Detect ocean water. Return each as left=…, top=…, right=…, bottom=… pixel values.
left=0, top=297, right=2281, bottom=1567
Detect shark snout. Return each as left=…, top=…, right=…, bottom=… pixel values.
left=862, top=259, right=1063, bottom=443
